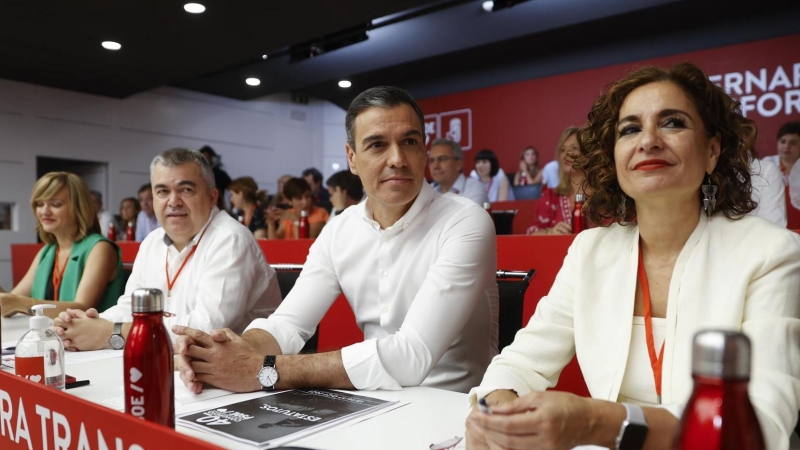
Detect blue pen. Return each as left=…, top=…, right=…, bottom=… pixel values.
left=478, top=397, right=492, bottom=415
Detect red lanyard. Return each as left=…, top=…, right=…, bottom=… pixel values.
left=638, top=245, right=665, bottom=404
left=165, top=226, right=208, bottom=297
left=52, top=246, right=69, bottom=301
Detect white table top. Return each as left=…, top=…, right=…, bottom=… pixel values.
left=3, top=315, right=468, bottom=450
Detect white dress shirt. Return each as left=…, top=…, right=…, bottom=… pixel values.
left=541, top=160, right=560, bottom=189
left=470, top=214, right=800, bottom=450
left=97, top=210, right=113, bottom=238
left=750, top=158, right=787, bottom=227
left=135, top=210, right=161, bottom=241
left=431, top=173, right=490, bottom=206
left=247, top=183, right=499, bottom=393
left=101, top=208, right=282, bottom=340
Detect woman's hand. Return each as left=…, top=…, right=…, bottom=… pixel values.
left=467, top=391, right=594, bottom=450
left=549, top=222, right=572, bottom=235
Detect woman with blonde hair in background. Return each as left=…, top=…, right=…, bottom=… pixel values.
left=513, top=146, right=544, bottom=186
left=0, top=172, right=124, bottom=317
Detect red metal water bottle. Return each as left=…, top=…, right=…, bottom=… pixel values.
left=124, top=288, right=174, bottom=428
left=572, top=193, right=585, bottom=234
left=673, top=330, right=765, bottom=450
left=519, top=171, right=528, bottom=186
left=299, top=209, right=310, bottom=238
left=107, top=222, right=116, bottom=241
left=126, top=222, right=135, bottom=241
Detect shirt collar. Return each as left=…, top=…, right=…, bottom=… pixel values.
left=432, top=173, right=466, bottom=195
left=162, top=207, right=219, bottom=248
left=361, top=183, right=435, bottom=234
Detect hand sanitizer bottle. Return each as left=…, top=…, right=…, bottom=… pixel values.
left=14, top=304, right=65, bottom=390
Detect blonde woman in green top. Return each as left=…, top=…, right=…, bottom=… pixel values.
left=0, top=172, right=124, bottom=318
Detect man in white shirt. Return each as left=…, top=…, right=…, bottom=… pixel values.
left=90, top=190, right=114, bottom=238
left=174, top=86, right=498, bottom=394
left=429, top=138, right=489, bottom=206
left=52, top=148, right=282, bottom=350
left=749, top=158, right=786, bottom=227
left=135, top=183, right=160, bottom=241
left=541, top=159, right=560, bottom=189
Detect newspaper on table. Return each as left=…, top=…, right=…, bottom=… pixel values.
left=177, top=389, right=398, bottom=448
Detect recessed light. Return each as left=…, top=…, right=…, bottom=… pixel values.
left=338, top=80, right=352, bottom=88
left=262, top=54, right=268, bottom=60
left=184, top=3, right=206, bottom=13
left=246, top=78, right=261, bottom=86
left=332, top=163, right=341, bottom=170
left=101, top=41, right=121, bottom=51
left=481, top=1, right=494, bottom=12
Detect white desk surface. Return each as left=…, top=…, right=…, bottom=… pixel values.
left=3, top=315, right=469, bottom=450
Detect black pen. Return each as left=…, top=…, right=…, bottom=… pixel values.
left=65, top=380, right=90, bottom=389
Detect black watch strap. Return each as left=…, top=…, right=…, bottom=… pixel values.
left=263, top=354, right=276, bottom=368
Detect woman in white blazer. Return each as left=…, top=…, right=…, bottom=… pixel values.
left=466, top=63, right=800, bottom=450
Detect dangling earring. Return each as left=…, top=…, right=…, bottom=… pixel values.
left=701, top=174, right=717, bottom=217
left=618, top=194, right=627, bottom=219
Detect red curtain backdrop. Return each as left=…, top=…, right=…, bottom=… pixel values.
left=417, top=33, right=800, bottom=174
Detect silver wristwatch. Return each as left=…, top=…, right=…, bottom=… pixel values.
left=108, top=322, right=125, bottom=350
left=616, top=403, right=648, bottom=450
left=257, top=355, right=279, bottom=390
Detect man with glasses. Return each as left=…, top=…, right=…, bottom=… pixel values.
left=429, top=138, right=489, bottom=206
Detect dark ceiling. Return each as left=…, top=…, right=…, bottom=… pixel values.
left=1, top=0, right=798, bottom=108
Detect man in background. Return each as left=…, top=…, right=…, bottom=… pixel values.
left=135, top=183, right=160, bottom=241
left=200, top=145, right=232, bottom=211
left=90, top=190, right=113, bottom=237
left=428, top=138, right=488, bottom=206
left=325, top=170, right=363, bottom=222
left=303, top=167, right=332, bottom=212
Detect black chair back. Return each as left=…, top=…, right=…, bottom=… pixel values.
left=270, top=264, right=318, bottom=353
left=496, top=269, right=535, bottom=352
left=491, top=209, right=517, bottom=235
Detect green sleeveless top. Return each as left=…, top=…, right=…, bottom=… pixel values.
left=31, top=233, right=124, bottom=312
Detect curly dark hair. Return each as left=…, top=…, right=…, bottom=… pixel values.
left=574, top=62, right=757, bottom=225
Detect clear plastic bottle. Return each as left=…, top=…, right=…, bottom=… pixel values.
left=15, top=304, right=65, bottom=390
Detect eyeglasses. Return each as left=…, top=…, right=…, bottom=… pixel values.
left=428, top=156, right=460, bottom=165
left=429, top=436, right=463, bottom=450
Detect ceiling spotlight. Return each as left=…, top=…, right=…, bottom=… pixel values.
left=246, top=78, right=261, bottom=86
left=262, top=54, right=268, bottom=60
left=184, top=3, right=206, bottom=13
left=338, top=80, right=352, bottom=88
left=332, top=163, right=341, bottom=170
left=101, top=41, right=121, bottom=51
left=481, top=1, right=494, bottom=12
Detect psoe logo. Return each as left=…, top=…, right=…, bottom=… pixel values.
left=424, top=109, right=472, bottom=150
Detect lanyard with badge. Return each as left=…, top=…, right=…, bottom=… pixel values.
left=164, top=226, right=209, bottom=313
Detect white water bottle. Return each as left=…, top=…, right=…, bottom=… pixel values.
left=15, top=304, right=65, bottom=390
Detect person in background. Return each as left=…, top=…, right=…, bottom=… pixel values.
left=228, top=176, right=268, bottom=237
left=1, top=172, right=124, bottom=317
left=325, top=170, right=363, bottom=222
left=749, top=156, right=786, bottom=227
left=269, top=174, right=293, bottom=208
left=470, top=149, right=515, bottom=202
left=429, top=138, right=489, bottom=206
left=303, top=167, right=333, bottom=212
left=135, top=183, right=160, bottom=241
left=172, top=85, right=497, bottom=396
left=266, top=177, right=328, bottom=239
left=200, top=145, right=232, bottom=211
left=90, top=190, right=114, bottom=238
left=117, top=197, right=141, bottom=241
left=513, top=145, right=544, bottom=186
left=762, top=121, right=800, bottom=184
left=52, top=148, right=281, bottom=350
left=526, top=126, right=584, bottom=235
left=466, top=63, right=800, bottom=450
left=541, top=158, right=560, bottom=189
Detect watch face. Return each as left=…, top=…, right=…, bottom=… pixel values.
left=257, top=366, right=279, bottom=388
left=109, top=335, right=125, bottom=350
left=619, top=422, right=648, bottom=450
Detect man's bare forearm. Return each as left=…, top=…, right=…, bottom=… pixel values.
left=242, top=329, right=355, bottom=390
left=275, top=351, right=355, bottom=390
